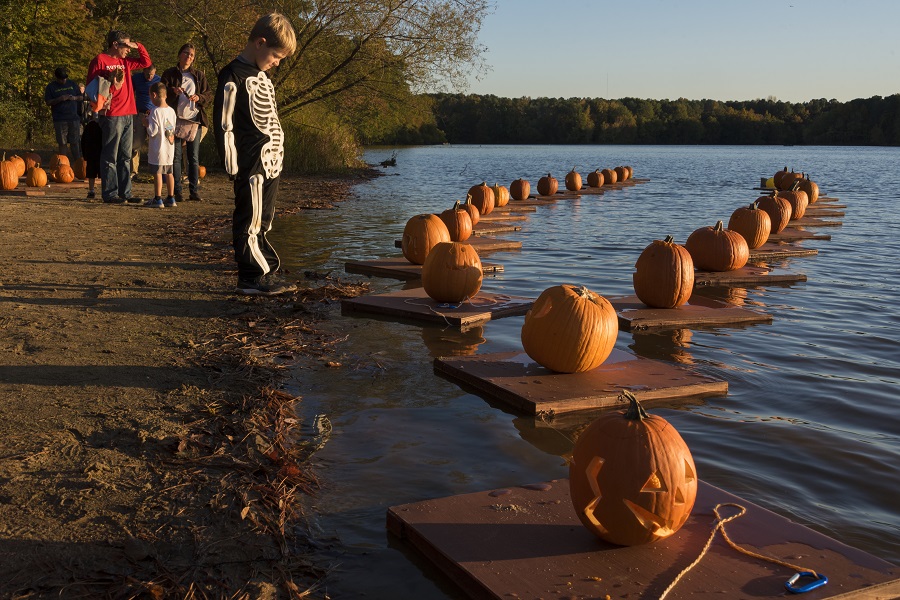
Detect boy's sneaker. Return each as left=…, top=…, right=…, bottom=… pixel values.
left=86, top=190, right=96, bottom=199
left=143, top=197, right=164, bottom=208
left=163, top=196, right=177, bottom=207
left=236, top=275, right=297, bottom=296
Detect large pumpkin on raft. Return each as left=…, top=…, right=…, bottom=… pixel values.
left=510, top=178, right=530, bottom=200
left=439, top=200, right=474, bottom=242
left=756, top=193, right=792, bottom=234
left=565, top=167, right=582, bottom=191
left=569, top=391, right=698, bottom=546
left=536, top=173, right=558, bottom=196
left=467, top=181, right=495, bottom=215
left=521, top=284, right=618, bottom=374
left=401, top=214, right=451, bottom=265
left=727, top=202, right=771, bottom=249
left=685, top=220, right=749, bottom=272
left=601, top=168, right=617, bottom=185
left=586, top=169, right=604, bottom=188
left=777, top=185, right=808, bottom=220
left=422, top=242, right=483, bottom=303
left=491, top=183, right=510, bottom=207
left=633, top=236, right=694, bottom=309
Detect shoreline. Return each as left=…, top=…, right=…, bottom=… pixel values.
left=0, top=168, right=373, bottom=598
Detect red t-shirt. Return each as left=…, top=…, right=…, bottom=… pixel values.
left=86, top=43, right=152, bottom=117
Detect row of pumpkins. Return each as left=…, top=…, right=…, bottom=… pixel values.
left=0, top=151, right=208, bottom=190
left=395, top=164, right=823, bottom=548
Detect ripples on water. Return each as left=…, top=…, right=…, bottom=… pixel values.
left=270, top=145, right=899, bottom=598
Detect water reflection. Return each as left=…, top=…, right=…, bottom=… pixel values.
left=420, top=324, right=486, bottom=357
left=629, top=328, right=695, bottom=364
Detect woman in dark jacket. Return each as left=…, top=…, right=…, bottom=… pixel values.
left=161, top=43, right=211, bottom=201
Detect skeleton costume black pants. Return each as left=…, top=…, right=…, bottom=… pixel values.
left=232, top=172, right=280, bottom=281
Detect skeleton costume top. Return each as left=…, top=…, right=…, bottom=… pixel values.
left=213, top=56, right=284, bottom=180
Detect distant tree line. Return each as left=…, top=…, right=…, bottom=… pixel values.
left=371, top=93, right=900, bottom=146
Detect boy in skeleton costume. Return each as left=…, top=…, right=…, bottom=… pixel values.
left=213, top=13, right=298, bottom=295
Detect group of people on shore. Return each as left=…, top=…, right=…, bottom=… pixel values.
left=43, top=14, right=300, bottom=295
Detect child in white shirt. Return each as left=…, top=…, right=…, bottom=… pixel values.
left=142, top=81, right=177, bottom=207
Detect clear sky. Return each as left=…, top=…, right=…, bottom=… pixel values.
left=466, top=0, right=900, bottom=103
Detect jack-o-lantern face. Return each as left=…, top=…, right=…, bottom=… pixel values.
left=569, top=393, right=697, bottom=546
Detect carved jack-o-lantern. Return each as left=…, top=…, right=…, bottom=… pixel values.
left=569, top=392, right=698, bottom=546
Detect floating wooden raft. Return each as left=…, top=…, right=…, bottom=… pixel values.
left=786, top=217, right=842, bottom=228
left=767, top=229, right=831, bottom=242
left=472, top=222, right=522, bottom=236
left=434, top=348, right=727, bottom=415
left=0, top=187, right=45, bottom=197
left=694, top=265, right=806, bottom=286
left=492, top=204, right=537, bottom=213
left=394, top=236, right=522, bottom=253
left=344, top=257, right=504, bottom=281
left=387, top=479, right=900, bottom=600
left=804, top=206, right=845, bottom=217
left=608, top=294, right=771, bottom=331
left=477, top=213, right=529, bottom=222
left=749, top=242, right=819, bottom=260
left=341, top=287, right=532, bottom=328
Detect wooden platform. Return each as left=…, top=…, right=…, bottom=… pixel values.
left=0, top=188, right=45, bottom=196
left=472, top=222, right=522, bottom=236
left=341, top=287, right=533, bottom=328
left=786, top=217, right=842, bottom=228
left=388, top=479, right=899, bottom=600
left=694, top=265, right=807, bottom=287
left=394, top=236, right=522, bottom=253
left=344, top=257, right=504, bottom=281
left=804, top=207, right=845, bottom=217
left=608, top=294, right=771, bottom=331
left=492, top=204, right=537, bottom=213
left=767, top=229, right=831, bottom=242
left=434, top=349, right=727, bottom=415
left=477, top=213, right=528, bottom=222
left=749, top=242, right=819, bottom=260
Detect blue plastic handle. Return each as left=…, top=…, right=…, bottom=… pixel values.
left=785, top=571, right=828, bottom=594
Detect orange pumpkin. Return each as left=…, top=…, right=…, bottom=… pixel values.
left=422, top=242, right=483, bottom=303
left=467, top=181, right=495, bottom=216
left=491, top=183, right=510, bottom=207
left=24, top=152, right=41, bottom=171
left=536, top=173, right=558, bottom=196
left=569, top=391, right=697, bottom=546
left=52, top=165, right=75, bottom=183
left=633, top=236, right=694, bottom=308
left=777, top=185, right=808, bottom=220
left=798, top=174, right=819, bottom=204
left=509, top=178, right=530, bottom=201
left=756, top=193, right=792, bottom=233
left=48, top=154, right=70, bottom=170
left=0, top=154, right=18, bottom=190
left=728, top=202, right=771, bottom=249
left=586, top=169, right=605, bottom=188
left=461, top=193, right=481, bottom=226
left=601, top=168, right=617, bottom=185
left=685, top=220, right=749, bottom=272
left=9, top=155, right=26, bottom=177
left=521, top=284, right=618, bottom=373
left=565, top=167, right=582, bottom=191
left=26, top=167, right=48, bottom=188
left=72, top=157, right=88, bottom=180
left=624, top=166, right=634, bottom=180
left=778, top=169, right=802, bottom=191
left=198, top=165, right=207, bottom=179
left=401, top=214, right=451, bottom=265
left=772, top=166, right=788, bottom=189
left=614, top=166, right=628, bottom=182
left=439, top=200, right=474, bottom=242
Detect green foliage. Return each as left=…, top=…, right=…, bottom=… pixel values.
left=429, top=94, right=900, bottom=146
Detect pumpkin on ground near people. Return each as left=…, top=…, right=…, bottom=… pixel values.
left=52, top=165, right=75, bottom=183
left=72, top=157, right=87, bottom=180
left=777, top=185, right=809, bottom=220
left=601, top=168, right=617, bottom=185
left=439, top=200, right=474, bottom=242
left=9, top=155, right=26, bottom=177
left=48, top=154, right=70, bottom=170
left=521, top=284, right=618, bottom=373
left=633, top=235, right=694, bottom=308
left=728, top=202, right=771, bottom=249
left=756, top=193, right=792, bottom=233
left=0, top=154, right=18, bottom=190
left=26, top=167, right=48, bottom=188
left=401, top=213, right=451, bottom=265
left=467, top=181, right=495, bottom=216
left=685, top=220, right=749, bottom=272
left=198, top=165, right=206, bottom=179
left=569, top=390, right=698, bottom=546
left=462, top=193, right=481, bottom=226
left=536, top=173, right=558, bottom=196
left=510, top=178, right=530, bottom=200
left=491, top=183, right=510, bottom=207
left=614, top=166, right=628, bottom=182
left=798, top=174, right=819, bottom=204
left=772, top=166, right=788, bottom=189
left=24, top=152, right=41, bottom=171
left=565, top=167, right=582, bottom=191
left=421, top=242, right=483, bottom=303
left=586, top=169, right=604, bottom=188
left=777, top=169, right=802, bottom=191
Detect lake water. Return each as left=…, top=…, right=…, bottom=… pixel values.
left=270, top=145, right=900, bottom=598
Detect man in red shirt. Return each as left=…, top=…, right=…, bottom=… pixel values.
left=86, top=30, right=152, bottom=203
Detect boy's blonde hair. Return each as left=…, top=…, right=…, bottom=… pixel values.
left=249, top=13, right=297, bottom=56
left=149, top=81, right=166, bottom=96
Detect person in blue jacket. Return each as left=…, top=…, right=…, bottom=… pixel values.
left=44, top=67, right=84, bottom=160
left=131, top=65, right=160, bottom=176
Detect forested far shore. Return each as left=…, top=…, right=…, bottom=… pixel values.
left=374, top=93, right=900, bottom=146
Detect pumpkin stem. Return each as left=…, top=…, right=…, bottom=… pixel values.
left=465, top=193, right=473, bottom=204
left=714, top=220, right=724, bottom=232
left=453, top=199, right=461, bottom=210
left=664, top=235, right=674, bottom=244
left=790, top=180, right=800, bottom=191
left=622, top=391, right=648, bottom=421
left=748, top=201, right=759, bottom=210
